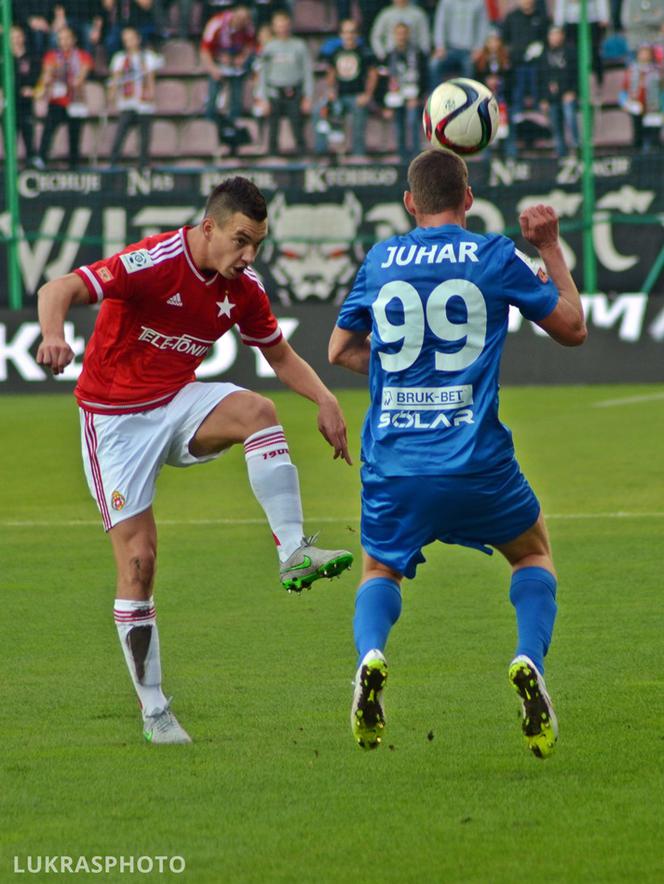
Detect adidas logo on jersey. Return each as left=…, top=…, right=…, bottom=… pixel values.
left=166, top=293, right=183, bottom=306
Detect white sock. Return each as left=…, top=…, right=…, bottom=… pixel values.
left=113, top=597, right=168, bottom=718
left=244, top=425, right=304, bottom=562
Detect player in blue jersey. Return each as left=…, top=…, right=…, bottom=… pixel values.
left=329, top=149, right=586, bottom=758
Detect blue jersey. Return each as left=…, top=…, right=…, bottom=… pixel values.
left=336, top=224, right=558, bottom=476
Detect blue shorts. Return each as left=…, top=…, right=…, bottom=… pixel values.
left=360, top=459, right=541, bottom=579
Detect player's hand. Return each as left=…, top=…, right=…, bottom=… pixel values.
left=519, top=204, right=560, bottom=252
left=317, top=397, right=352, bottom=465
left=36, top=336, right=75, bottom=375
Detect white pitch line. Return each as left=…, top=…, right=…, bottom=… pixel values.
left=547, top=512, right=664, bottom=520
left=2, top=512, right=664, bottom=528
left=1, top=516, right=357, bottom=528
left=593, top=392, right=664, bottom=408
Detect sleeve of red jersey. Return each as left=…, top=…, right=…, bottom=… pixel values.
left=73, top=252, right=132, bottom=304
left=236, top=271, right=283, bottom=348
left=200, top=16, right=219, bottom=53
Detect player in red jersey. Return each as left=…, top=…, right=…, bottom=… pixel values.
left=36, top=177, right=354, bottom=744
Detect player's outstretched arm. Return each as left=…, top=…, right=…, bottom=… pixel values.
left=260, top=338, right=352, bottom=465
left=519, top=204, right=587, bottom=347
left=37, top=273, right=92, bottom=375
left=328, top=326, right=371, bottom=375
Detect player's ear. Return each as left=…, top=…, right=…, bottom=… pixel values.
left=465, top=187, right=474, bottom=212
left=403, top=190, right=417, bottom=217
left=201, top=217, right=215, bottom=239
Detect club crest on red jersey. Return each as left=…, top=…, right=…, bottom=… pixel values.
left=111, top=490, right=126, bottom=511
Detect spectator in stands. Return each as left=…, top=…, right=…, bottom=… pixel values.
left=200, top=4, right=256, bottom=121
left=357, top=2, right=388, bottom=42
left=611, top=0, right=625, bottom=32
left=554, top=0, right=608, bottom=85
left=204, top=0, right=292, bottom=30
left=382, top=22, right=428, bottom=162
left=20, top=1, right=61, bottom=58
left=474, top=29, right=512, bottom=150
left=252, top=0, right=293, bottom=31
left=622, top=0, right=664, bottom=55
left=485, top=0, right=502, bottom=25
left=17, top=0, right=96, bottom=53
left=502, top=0, right=549, bottom=120
left=162, top=0, right=195, bottom=38
left=539, top=26, right=579, bottom=157
left=47, top=1, right=109, bottom=54
left=619, top=43, right=664, bottom=152
left=107, top=26, right=160, bottom=167
left=251, top=21, right=274, bottom=81
left=80, top=3, right=111, bottom=55
left=474, top=29, right=511, bottom=100
left=249, top=22, right=273, bottom=138
left=254, top=10, right=313, bottom=155
left=319, top=19, right=368, bottom=61
left=35, top=26, right=93, bottom=169
left=314, top=19, right=378, bottom=158
left=369, top=0, right=431, bottom=62
left=431, top=0, right=489, bottom=82
left=14, top=1, right=110, bottom=58
left=3, top=26, right=41, bottom=166
left=104, top=0, right=160, bottom=58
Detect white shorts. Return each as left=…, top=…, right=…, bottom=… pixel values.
left=80, top=381, right=245, bottom=530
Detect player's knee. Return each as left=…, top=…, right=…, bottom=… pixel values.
left=363, top=563, right=403, bottom=585
left=514, top=554, right=556, bottom=577
left=242, top=393, right=278, bottom=435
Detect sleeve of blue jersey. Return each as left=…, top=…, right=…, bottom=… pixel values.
left=336, top=260, right=372, bottom=332
left=501, top=241, right=560, bottom=322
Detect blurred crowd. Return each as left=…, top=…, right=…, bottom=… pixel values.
left=2, top=0, right=664, bottom=168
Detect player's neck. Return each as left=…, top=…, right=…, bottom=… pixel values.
left=414, top=210, right=466, bottom=229
left=186, top=226, right=213, bottom=273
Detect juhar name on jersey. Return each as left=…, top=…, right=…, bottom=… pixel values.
left=380, top=242, right=479, bottom=268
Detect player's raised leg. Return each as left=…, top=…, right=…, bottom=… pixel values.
left=350, top=555, right=403, bottom=749
left=110, top=509, right=191, bottom=745
left=190, top=390, right=352, bottom=591
left=495, top=513, right=559, bottom=759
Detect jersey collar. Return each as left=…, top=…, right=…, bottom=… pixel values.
left=180, top=227, right=219, bottom=286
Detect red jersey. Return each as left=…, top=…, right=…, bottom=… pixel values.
left=42, top=48, right=93, bottom=107
left=74, top=227, right=282, bottom=414
left=201, top=11, right=256, bottom=59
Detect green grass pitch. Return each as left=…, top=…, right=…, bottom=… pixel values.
left=2, top=386, right=663, bottom=883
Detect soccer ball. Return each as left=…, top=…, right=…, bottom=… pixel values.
left=423, top=78, right=499, bottom=155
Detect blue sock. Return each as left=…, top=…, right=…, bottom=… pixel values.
left=353, top=577, right=402, bottom=662
left=509, top=567, right=557, bottom=675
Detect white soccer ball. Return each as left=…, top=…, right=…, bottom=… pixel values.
left=422, top=78, right=499, bottom=155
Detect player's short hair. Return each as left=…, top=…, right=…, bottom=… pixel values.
left=204, top=177, right=267, bottom=225
left=407, top=149, right=469, bottom=214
